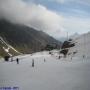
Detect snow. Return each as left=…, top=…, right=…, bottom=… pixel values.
left=68, top=32, right=90, bottom=58
left=0, top=32, right=90, bottom=90
left=0, top=51, right=90, bottom=90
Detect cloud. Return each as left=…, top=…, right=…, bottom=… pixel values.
left=0, top=0, right=89, bottom=39
left=49, top=0, right=65, bottom=3
left=0, top=0, right=64, bottom=38
left=63, top=16, right=90, bottom=35
left=50, top=0, right=90, bottom=5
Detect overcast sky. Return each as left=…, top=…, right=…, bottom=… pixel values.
left=0, top=0, right=90, bottom=39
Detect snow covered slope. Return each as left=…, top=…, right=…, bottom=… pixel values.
left=0, top=50, right=90, bottom=90
left=68, top=32, right=90, bottom=59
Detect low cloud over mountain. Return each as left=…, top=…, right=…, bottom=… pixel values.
left=0, top=0, right=64, bottom=38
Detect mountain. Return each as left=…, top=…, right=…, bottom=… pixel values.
left=57, top=37, right=67, bottom=42
left=0, top=36, right=21, bottom=57
left=57, top=33, right=79, bottom=42
left=69, top=33, right=79, bottom=40
left=0, top=20, right=61, bottom=57
left=67, top=32, right=90, bottom=58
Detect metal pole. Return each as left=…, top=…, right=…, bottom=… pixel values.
left=66, top=32, right=68, bottom=41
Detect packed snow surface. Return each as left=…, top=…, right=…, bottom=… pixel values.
left=0, top=51, right=90, bottom=90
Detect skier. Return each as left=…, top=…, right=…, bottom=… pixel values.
left=32, top=59, right=34, bottom=67
left=83, top=55, right=85, bottom=58
left=71, top=57, right=72, bottom=60
left=44, top=58, right=46, bottom=62
left=58, top=56, right=61, bottom=59
left=16, top=58, right=19, bottom=64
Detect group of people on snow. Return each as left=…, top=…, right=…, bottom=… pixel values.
left=4, top=56, right=19, bottom=64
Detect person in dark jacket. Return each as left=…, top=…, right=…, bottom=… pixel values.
left=16, top=58, right=19, bottom=64
left=32, top=59, right=34, bottom=67
left=44, top=58, right=46, bottom=62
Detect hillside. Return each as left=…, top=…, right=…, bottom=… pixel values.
left=0, top=36, right=21, bottom=57
left=0, top=20, right=61, bottom=57
left=67, top=32, right=90, bottom=58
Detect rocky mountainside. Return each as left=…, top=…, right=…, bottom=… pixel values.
left=0, top=20, right=61, bottom=56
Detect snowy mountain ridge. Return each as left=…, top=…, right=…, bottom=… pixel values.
left=68, top=32, right=90, bottom=59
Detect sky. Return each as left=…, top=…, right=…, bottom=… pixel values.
left=0, top=0, right=90, bottom=39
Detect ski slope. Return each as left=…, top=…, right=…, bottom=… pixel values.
left=0, top=51, right=90, bottom=90
left=68, top=32, right=90, bottom=59
left=0, top=32, right=90, bottom=90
